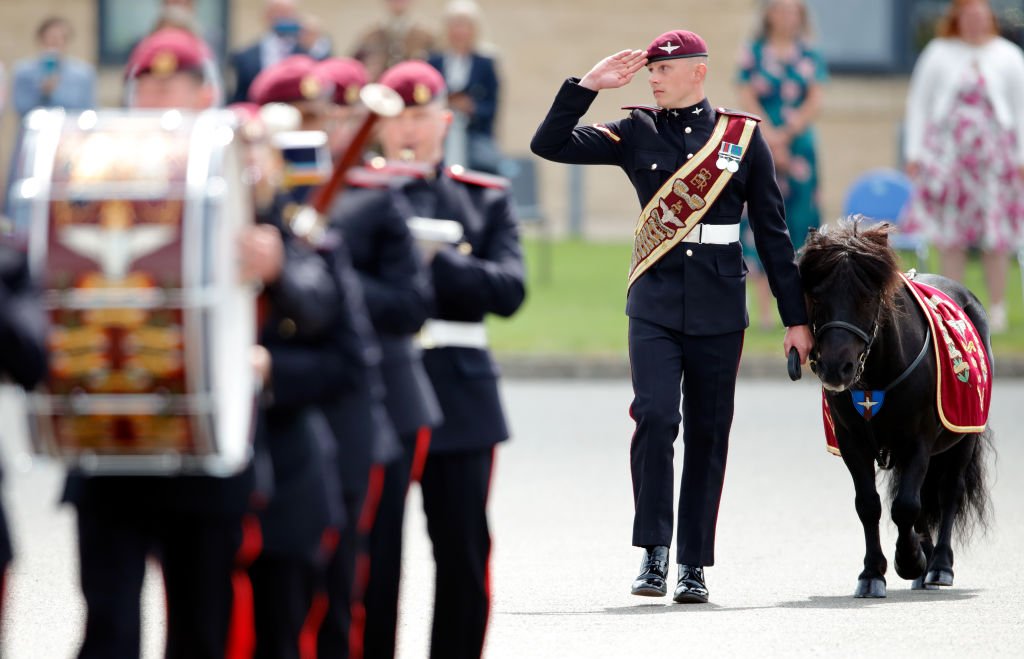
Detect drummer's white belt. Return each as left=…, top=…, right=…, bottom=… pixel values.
left=417, top=320, right=488, bottom=349
left=679, top=223, right=741, bottom=244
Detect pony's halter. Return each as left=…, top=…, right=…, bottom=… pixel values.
left=811, top=310, right=881, bottom=384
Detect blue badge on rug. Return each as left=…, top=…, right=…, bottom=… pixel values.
left=851, top=390, right=885, bottom=420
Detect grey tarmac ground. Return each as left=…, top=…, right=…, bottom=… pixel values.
left=1, top=377, right=1022, bottom=658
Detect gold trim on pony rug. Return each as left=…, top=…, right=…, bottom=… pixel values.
left=627, top=115, right=757, bottom=290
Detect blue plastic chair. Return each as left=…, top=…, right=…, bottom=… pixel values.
left=842, top=168, right=928, bottom=270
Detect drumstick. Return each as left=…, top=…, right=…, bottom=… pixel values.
left=291, top=84, right=404, bottom=241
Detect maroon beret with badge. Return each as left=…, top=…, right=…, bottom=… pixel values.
left=378, top=60, right=446, bottom=107
left=249, top=54, right=328, bottom=105
left=314, top=58, right=369, bottom=106
left=645, top=30, right=709, bottom=63
left=126, top=28, right=209, bottom=79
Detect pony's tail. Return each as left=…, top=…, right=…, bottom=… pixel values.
left=915, top=428, right=994, bottom=543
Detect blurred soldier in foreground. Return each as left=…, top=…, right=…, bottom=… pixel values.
left=362, top=60, right=525, bottom=659
left=0, top=238, right=48, bottom=624
left=317, top=57, right=442, bottom=659
left=250, top=54, right=401, bottom=658
left=65, top=29, right=355, bottom=658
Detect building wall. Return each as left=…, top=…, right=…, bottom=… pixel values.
left=0, top=0, right=908, bottom=237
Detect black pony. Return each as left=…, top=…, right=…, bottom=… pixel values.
left=798, top=218, right=993, bottom=598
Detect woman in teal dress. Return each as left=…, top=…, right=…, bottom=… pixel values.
left=736, top=0, right=828, bottom=329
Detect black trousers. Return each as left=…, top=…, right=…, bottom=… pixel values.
left=421, top=448, right=494, bottom=659
left=318, top=483, right=375, bottom=659
left=76, top=503, right=241, bottom=659
left=250, top=552, right=321, bottom=659
left=628, top=317, right=743, bottom=566
left=362, top=429, right=429, bottom=659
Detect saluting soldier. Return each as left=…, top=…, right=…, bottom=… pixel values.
left=363, top=60, right=525, bottom=659
left=315, top=57, right=444, bottom=659
left=531, top=30, right=813, bottom=603
left=65, top=29, right=357, bottom=658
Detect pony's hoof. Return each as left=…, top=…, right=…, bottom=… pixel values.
left=911, top=576, right=939, bottom=590
left=924, top=568, right=954, bottom=587
left=895, top=546, right=927, bottom=580
left=854, top=578, right=887, bottom=598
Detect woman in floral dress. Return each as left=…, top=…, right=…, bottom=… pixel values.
left=737, top=0, right=827, bottom=329
left=904, top=0, right=1024, bottom=333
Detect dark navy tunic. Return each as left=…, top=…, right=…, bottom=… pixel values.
left=530, top=78, right=808, bottom=333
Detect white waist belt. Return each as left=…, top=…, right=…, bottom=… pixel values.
left=680, top=223, right=740, bottom=244
left=418, top=320, right=488, bottom=349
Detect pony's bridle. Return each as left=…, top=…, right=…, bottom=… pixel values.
left=810, top=310, right=881, bottom=385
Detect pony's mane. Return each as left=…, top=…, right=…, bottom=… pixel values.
left=798, top=217, right=902, bottom=319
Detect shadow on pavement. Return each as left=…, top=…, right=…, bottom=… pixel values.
left=773, top=588, right=981, bottom=609
left=503, top=588, right=980, bottom=617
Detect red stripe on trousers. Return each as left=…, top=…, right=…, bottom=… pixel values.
left=408, top=426, right=432, bottom=485
left=349, top=464, right=386, bottom=659
left=298, top=528, right=339, bottom=659
left=226, top=514, right=262, bottom=659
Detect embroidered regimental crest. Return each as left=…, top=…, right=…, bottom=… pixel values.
left=660, top=42, right=679, bottom=54
left=851, top=390, right=886, bottom=420
left=716, top=142, right=743, bottom=172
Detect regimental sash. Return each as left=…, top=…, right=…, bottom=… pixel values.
left=627, top=113, right=758, bottom=289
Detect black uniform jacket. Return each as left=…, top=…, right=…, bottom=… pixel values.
left=0, top=242, right=48, bottom=565
left=329, top=183, right=443, bottom=438
left=314, top=225, right=400, bottom=497
left=530, top=78, right=808, bottom=335
left=397, top=168, right=525, bottom=453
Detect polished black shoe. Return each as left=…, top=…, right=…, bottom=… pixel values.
left=672, top=564, right=709, bottom=603
left=630, top=546, right=669, bottom=597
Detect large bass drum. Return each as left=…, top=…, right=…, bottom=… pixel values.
left=8, top=108, right=257, bottom=475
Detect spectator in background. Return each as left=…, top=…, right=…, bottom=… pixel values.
left=231, top=0, right=331, bottom=104
left=353, top=0, right=435, bottom=80
left=12, top=16, right=95, bottom=118
left=428, top=0, right=503, bottom=173
left=736, top=0, right=827, bottom=330
left=299, top=13, right=333, bottom=61
left=904, top=0, right=1024, bottom=333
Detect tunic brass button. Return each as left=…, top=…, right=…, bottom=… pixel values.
left=684, top=126, right=692, bottom=134
left=687, top=153, right=694, bottom=159
left=650, top=163, right=657, bottom=170
left=278, top=317, right=297, bottom=338
left=685, top=249, right=693, bottom=257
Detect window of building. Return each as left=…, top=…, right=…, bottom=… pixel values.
left=807, top=0, right=1024, bottom=73
left=97, top=0, right=229, bottom=67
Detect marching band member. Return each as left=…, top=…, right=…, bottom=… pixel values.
left=530, top=30, right=813, bottom=603
left=65, top=28, right=356, bottom=658
left=249, top=53, right=401, bottom=659
left=0, top=240, right=48, bottom=625
left=366, top=60, right=525, bottom=659
left=316, top=56, right=443, bottom=659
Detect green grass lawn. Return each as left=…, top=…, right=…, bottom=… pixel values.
left=487, top=239, right=1024, bottom=357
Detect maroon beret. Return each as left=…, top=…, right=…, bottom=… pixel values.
left=645, top=30, right=709, bottom=63
left=127, top=28, right=210, bottom=79
left=249, top=55, right=328, bottom=105
left=314, top=58, right=369, bottom=106
left=378, top=60, right=446, bottom=107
